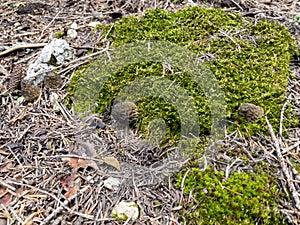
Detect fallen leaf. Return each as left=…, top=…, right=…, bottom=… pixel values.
left=62, top=157, right=99, bottom=171
left=102, top=156, right=120, bottom=170
left=61, top=174, right=80, bottom=200
left=77, top=158, right=99, bottom=170
left=61, top=174, right=76, bottom=191
left=61, top=157, right=79, bottom=169
left=64, top=186, right=79, bottom=200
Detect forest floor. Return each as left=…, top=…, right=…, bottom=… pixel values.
left=0, top=0, right=300, bottom=224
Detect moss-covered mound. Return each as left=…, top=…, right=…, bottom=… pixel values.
left=175, top=167, right=284, bottom=225
left=71, top=6, right=298, bottom=139
left=68, top=6, right=298, bottom=224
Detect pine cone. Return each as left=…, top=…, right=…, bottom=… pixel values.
left=44, top=72, right=63, bottom=89
left=7, top=64, right=26, bottom=91
left=111, top=102, right=138, bottom=126
left=238, top=103, right=264, bottom=123
left=21, top=79, right=41, bottom=101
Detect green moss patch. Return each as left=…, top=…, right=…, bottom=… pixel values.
left=175, top=167, right=284, bottom=225
left=67, top=6, right=298, bottom=224
left=70, top=6, right=298, bottom=139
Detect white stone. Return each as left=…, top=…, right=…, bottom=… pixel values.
left=49, top=92, right=60, bottom=112
left=14, top=22, right=21, bottom=27
left=88, top=21, right=101, bottom=27
left=103, top=177, right=121, bottom=190
left=15, top=96, right=25, bottom=106
left=111, top=201, right=139, bottom=221
left=67, top=29, right=78, bottom=39
left=86, top=175, right=94, bottom=184
left=187, top=0, right=197, bottom=6
left=70, top=22, right=78, bottom=29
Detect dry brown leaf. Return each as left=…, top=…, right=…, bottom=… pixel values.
left=61, top=157, right=79, bottom=169
left=61, top=174, right=76, bottom=191
left=102, top=156, right=120, bottom=170
left=61, top=174, right=80, bottom=200
left=64, top=186, right=79, bottom=200
left=62, top=157, right=99, bottom=171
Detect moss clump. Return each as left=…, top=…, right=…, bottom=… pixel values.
left=55, top=30, right=65, bottom=39
left=290, top=158, right=300, bottom=174
left=70, top=6, right=298, bottom=140
left=67, top=6, right=298, bottom=223
left=110, top=7, right=298, bottom=134
left=175, top=167, right=284, bottom=225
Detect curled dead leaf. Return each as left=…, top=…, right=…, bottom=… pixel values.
left=64, top=186, right=79, bottom=200
left=102, top=156, right=120, bottom=170
left=61, top=157, right=99, bottom=171
left=61, top=174, right=76, bottom=191
left=61, top=174, right=81, bottom=200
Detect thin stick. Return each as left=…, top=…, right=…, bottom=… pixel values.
left=6, top=147, right=25, bottom=173
left=279, top=100, right=288, bottom=139
left=281, top=141, right=300, bottom=154
left=0, top=43, right=47, bottom=57
left=4, top=179, right=95, bottom=221
left=41, top=186, right=89, bottom=225
left=1, top=203, right=24, bottom=223
left=265, top=116, right=300, bottom=210
left=56, top=47, right=109, bottom=74
left=38, top=9, right=63, bottom=41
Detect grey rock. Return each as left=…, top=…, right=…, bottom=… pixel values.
left=25, top=39, right=73, bottom=85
